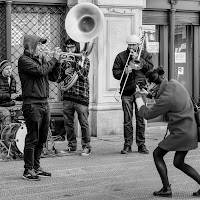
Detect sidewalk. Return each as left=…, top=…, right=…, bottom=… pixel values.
left=0, top=126, right=200, bottom=200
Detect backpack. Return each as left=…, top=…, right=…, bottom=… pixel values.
left=191, top=98, right=200, bottom=142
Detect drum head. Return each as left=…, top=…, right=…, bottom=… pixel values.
left=1, top=123, right=27, bottom=154
left=15, top=124, right=27, bottom=154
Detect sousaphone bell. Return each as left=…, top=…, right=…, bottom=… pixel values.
left=60, top=2, right=104, bottom=91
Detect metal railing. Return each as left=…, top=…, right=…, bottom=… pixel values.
left=10, top=4, right=66, bottom=102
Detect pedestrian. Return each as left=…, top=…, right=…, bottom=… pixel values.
left=18, top=34, right=60, bottom=181
left=57, top=38, right=91, bottom=156
left=0, top=60, right=21, bottom=127
left=135, top=67, right=200, bottom=197
left=112, top=34, right=153, bottom=154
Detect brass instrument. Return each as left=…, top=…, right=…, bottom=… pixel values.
left=61, top=54, right=75, bottom=62
left=59, top=2, right=104, bottom=91
left=114, top=34, right=146, bottom=102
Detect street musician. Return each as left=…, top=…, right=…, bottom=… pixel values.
left=112, top=34, right=153, bottom=155
left=18, top=34, right=60, bottom=181
left=0, top=60, right=21, bottom=127
left=57, top=38, right=91, bottom=156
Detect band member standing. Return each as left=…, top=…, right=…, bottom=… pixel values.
left=135, top=67, right=200, bottom=197
left=57, top=38, right=91, bottom=156
left=112, top=34, right=153, bottom=154
left=0, top=60, right=21, bottom=127
left=18, top=34, right=60, bottom=181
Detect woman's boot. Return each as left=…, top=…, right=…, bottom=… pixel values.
left=193, top=189, right=200, bottom=196
left=153, top=185, right=172, bottom=197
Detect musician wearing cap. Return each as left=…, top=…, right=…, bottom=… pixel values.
left=18, top=34, right=60, bottom=181
left=112, top=34, right=153, bottom=154
left=57, top=38, right=91, bottom=156
left=0, top=60, right=21, bottom=127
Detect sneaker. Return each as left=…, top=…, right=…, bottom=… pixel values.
left=22, top=169, right=41, bottom=181
left=35, top=167, right=51, bottom=177
left=81, top=148, right=91, bottom=156
left=138, top=145, right=149, bottom=154
left=121, top=146, right=132, bottom=154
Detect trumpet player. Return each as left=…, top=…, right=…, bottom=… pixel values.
left=18, top=34, right=60, bottom=181
left=57, top=38, right=91, bottom=156
left=112, top=34, right=153, bottom=155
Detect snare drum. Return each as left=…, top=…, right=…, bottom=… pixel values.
left=9, top=106, right=24, bottom=122
left=1, top=123, right=27, bottom=155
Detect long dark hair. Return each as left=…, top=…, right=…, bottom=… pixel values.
left=145, top=67, right=165, bottom=84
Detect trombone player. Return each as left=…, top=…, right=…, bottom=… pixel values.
left=112, top=34, right=153, bottom=154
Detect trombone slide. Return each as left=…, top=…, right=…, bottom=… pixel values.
left=114, top=53, right=132, bottom=102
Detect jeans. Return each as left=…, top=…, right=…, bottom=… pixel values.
left=22, top=103, right=50, bottom=170
left=121, top=94, right=146, bottom=147
left=0, top=107, right=11, bottom=127
left=63, top=100, right=91, bottom=149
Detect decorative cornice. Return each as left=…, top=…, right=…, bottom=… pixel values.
left=169, top=0, right=178, bottom=5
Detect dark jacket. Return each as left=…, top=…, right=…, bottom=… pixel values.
left=112, top=48, right=153, bottom=96
left=0, top=74, right=16, bottom=107
left=18, top=35, right=60, bottom=103
left=139, top=79, right=198, bottom=151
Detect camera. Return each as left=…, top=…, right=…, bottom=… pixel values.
left=136, top=80, right=147, bottom=90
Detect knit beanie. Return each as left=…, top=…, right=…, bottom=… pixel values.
left=0, top=60, right=12, bottom=73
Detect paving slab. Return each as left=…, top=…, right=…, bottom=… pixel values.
left=0, top=126, right=200, bottom=200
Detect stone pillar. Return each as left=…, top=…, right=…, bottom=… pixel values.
left=90, top=0, right=146, bottom=137
left=67, top=0, right=146, bottom=137
left=6, top=0, right=12, bottom=61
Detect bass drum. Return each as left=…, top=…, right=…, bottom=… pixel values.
left=1, top=123, right=27, bottom=155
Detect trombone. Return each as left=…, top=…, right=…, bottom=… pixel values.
left=114, top=34, right=146, bottom=102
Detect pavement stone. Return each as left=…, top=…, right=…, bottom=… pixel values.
left=0, top=126, right=200, bottom=200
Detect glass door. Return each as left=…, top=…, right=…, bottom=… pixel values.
left=174, top=25, right=193, bottom=95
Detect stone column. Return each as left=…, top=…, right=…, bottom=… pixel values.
left=6, top=0, right=12, bottom=61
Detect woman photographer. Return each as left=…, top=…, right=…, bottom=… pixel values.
left=135, top=67, right=200, bottom=197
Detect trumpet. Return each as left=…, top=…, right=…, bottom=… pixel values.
left=43, top=49, right=78, bottom=60
left=114, top=34, right=146, bottom=102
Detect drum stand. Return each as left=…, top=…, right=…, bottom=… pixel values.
left=0, top=121, right=13, bottom=158
left=43, top=128, right=58, bottom=155
left=0, top=139, right=14, bottom=158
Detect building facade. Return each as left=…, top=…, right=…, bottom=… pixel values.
left=2, top=0, right=200, bottom=136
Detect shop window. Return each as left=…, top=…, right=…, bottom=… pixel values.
left=142, top=25, right=160, bottom=105
left=174, top=25, right=193, bottom=95
left=142, top=25, right=160, bottom=69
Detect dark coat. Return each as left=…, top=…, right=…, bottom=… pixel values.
left=0, top=74, right=16, bottom=107
left=112, top=48, right=153, bottom=96
left=139, top=79, right=198, bottom=151
left=18, top=35, right=60, bottom=103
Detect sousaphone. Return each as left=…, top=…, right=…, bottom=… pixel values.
left=60, top=2, right=104, bottom=91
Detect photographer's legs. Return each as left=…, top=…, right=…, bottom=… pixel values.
left=153, top=146, right=172, bottom=197
left=173, top=151, right=200, bottom=196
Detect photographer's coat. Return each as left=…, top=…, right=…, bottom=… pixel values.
left=139, top=79, right=198, bottom=151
